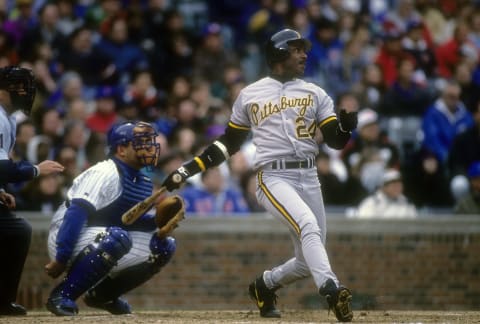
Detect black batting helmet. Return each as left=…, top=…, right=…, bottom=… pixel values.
left=265, top=29, right=311, bottom=67
left=0, top=66, right=36, bottom=115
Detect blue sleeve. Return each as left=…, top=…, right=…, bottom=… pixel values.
left=0, top=159, right=36, bottom=183
left=55, top=198, right=92, bottom=264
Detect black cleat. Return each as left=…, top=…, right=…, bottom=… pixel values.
left=0, top=303, right=27, bottom=316
left=248, top=276, right=281, bottom=318
left=319, top=278, right=353, bottom=322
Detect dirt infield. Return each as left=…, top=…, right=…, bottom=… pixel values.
left=1, top=310, right=479, bottom=323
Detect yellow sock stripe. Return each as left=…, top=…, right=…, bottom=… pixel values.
left=194, top=157, right=206, bottom=171
left=228, top=121, right=250, bottom=131
left=257, top=171, right=300, bottom=235
left=318, top=116, right=337, bottom=128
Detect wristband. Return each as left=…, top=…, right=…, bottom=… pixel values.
left=33, top=165, right=40, bottom=177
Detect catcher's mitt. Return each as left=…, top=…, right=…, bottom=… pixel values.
left=155, top=195, right=185, bottom=238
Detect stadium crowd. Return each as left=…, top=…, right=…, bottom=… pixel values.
left=3, top=0, right=480, bottom=215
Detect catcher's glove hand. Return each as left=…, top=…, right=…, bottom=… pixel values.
left=155, top=195, right=185, bottom=238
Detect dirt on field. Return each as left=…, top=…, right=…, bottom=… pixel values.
left=1, top=310, right=479, bottom=324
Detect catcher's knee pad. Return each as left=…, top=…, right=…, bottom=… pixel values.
left=49, top=227, right=132, bottom=302
left=149, top=235, right=176, bottom=270
left=99, top=226, right=133, bottom=259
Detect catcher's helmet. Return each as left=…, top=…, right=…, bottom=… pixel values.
left=0, top=66, right=36, bottom=115
left=107, top=121, right=160, bottom=167
left=265, top=29, right=311, bottom=67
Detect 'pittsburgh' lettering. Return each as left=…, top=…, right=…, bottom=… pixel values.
left=250, top=94, right=314, bottom=125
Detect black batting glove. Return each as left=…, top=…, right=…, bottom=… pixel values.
left=162, top=166, right=190, bottom=191
left=339, top=109, right=358, bottom=132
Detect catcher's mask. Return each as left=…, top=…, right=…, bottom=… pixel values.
left=265, top=29, right=311, bottom=68
left=0, top=66, right=36, bottom=115
left=107, top=121, right=160, bottom=168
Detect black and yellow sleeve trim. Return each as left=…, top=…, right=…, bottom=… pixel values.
left=228, top=121, right=250, bottom=131
left=257, top=171, right=301, bottom=235
left=194, top=157, right=206, bottom=171
left=318, top=116, right=337, bottom=128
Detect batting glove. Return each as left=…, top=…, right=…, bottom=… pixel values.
left=339, top=109, right=358, bottom=132
left=162, top=166, right=190, bottom=191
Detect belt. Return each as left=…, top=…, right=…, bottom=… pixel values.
left=267, top=158, right=315, bottom=170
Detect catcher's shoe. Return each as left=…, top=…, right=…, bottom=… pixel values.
left=84, top=292, right=132, bottom=315
left=45, top=296, right=79, bottom=316
left=248, top=276, right=281, bottom=318
left=319, top=278, right=353, bottom=322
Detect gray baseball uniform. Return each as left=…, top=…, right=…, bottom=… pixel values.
left=229, top=76, right=339, bottom=289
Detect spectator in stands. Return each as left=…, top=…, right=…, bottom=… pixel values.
left=449, top=100, right=480, bottom=177
left=2, top=0, right=38, bottom=46
left=304, top=17, right=344, bottom=95
left=64, top=98, right=91, bottom=124
left=169, top=97, right=205, bottom=139
left=453, top=61, right=480, bottom=111
left=316, top=150, right=345, bottom=206
left=0, top=30, right=19, bottom=66
left=384, top=0, right=425, bottom=35
left=61, top=121, right=89, bottom=172
left=181, top=167, right=250, bottom=216
left=97, top=16, right=149, bottom=85
left=401, top=19, right=437, bottom=79
left=12, top=119, right=36, bottom=162
left=354, top=168, right=417, bottom=218
left=404, top=147, right=454, bottom=209
left=454, top=161, right=480, bottom=215
left=352, top=63, right=386, bottom=111
left=374, top=26, right=412, bottom=87
left=171, top=126, right=197, bottom=157
left=421, top=80, right=474, bottom=165
left=49, top=71, right=85, bottom=117
left=334, top=36, right=370, bottom=96
left=58, top=26, right=115, bottom=88
left=55, top=146, right=80, bottom=191
left=122, top=69, right=163, bottom=121
left=17, top=173, right=64, bottom=213
left=468, top=8, right=480, bottom=51
left=378, top=57, right=433, bottom=118
left=193, top=22, right=239, bottom=88
left=86, top=85, right=119, bottom=134
left=341, top=108, right=400, bottom=196
left=19, top=2, right=67, bottom=62
left=56, top=0, right=83, bottom=37
left=435, top=21, right=477, bottom=78
left=35, top=108, right=63, bottom=152
left=415, top=0, right=451, bottom=47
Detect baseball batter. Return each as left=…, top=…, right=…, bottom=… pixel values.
left=45, top=121, right=177, bottom=316
left=162, top=29, right=357, bottom=322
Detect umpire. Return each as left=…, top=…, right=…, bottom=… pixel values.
left=0, top=66, right=63, bottom=315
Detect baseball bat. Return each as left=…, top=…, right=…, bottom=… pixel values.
left=121, top=186, right=167, bottom=225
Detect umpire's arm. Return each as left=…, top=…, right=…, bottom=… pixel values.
left=0, top=159, right=40, bottom=183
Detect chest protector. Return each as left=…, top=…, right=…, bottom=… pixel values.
left=89, top=158, right=153, bottom=229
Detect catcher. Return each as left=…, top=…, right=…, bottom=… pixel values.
left=44, top=121, right=185, bottom=316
